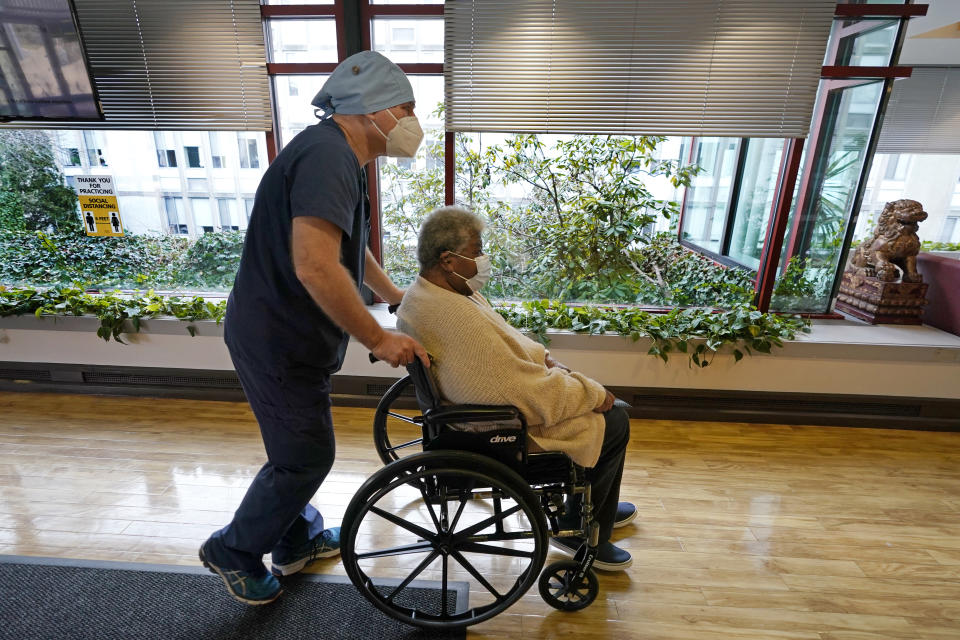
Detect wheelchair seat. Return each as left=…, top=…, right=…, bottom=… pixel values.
left=405, top=358, right=583, bottom=485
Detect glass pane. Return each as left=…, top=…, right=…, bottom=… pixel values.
left=1, top=129, right=265, bottom=292
left=269, top=19, right=337, bottom=63
left=274, top=75, right=329, bottom=147
left=771, top=80, right=885, bottom=313
left=371, top=18, right=443, bottom=64
left=378, top=75, right=445, bottom=287
left=825, top=20, right=898, bottom=66
left=265, top=0, right=333, bottom=3
left=726, top=138, right=786, bottom=270
left=855, top=153, right=960, bottom=246
left=444, top=133, right=715, bottom=305
left=680, top=138, right=739, bottom=255
left=371, top=0, right=443, bottom=3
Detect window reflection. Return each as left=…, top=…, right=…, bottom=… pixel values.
left=727, top=139, right=785, bottom=270
left=681, top=138, right=739, bottom=255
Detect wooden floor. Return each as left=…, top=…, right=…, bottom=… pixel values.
left=1, top=391, right=959, bottom=639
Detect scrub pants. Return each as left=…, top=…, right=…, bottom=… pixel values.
left=206, top=345, right=336, bottom=573
left=562, top=399, right=631, bottom=545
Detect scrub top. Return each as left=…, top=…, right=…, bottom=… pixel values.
left=225, top=118, right=370, bottom=375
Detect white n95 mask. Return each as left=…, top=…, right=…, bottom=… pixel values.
left=372, top=109, right=424, bottom=158
left=450, top=253, right=492, bottom=293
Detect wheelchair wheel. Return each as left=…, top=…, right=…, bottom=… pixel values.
left=373, top=375, right=423, bottom=465
left=538, top=560, right=599, bottom=611
left=342, top=450, right=548, bottom=629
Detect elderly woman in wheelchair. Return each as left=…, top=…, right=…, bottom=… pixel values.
left=340, top=206, right=636, bottom=629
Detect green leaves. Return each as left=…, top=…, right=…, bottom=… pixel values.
left=495, top=299, right=809, bottom=368
left=0, top=285, right=226, bottom=343
left=0, top=228, right=246, bottom=293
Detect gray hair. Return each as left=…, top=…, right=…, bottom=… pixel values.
left=417, top=206, right=485, bottom=270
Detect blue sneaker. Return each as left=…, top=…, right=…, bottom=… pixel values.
left=614, top=501, right=638, bottom=528
left=199, top=540, right=281, bottom=605
left=271, top=527, right=341, bottom=577
left=549, top=537, right=633, bottom=572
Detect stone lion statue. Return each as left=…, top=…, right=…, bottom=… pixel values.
left=850, top=199, right=928, bottom=282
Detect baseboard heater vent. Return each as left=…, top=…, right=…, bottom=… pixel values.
left=631, top=393, right=921, bottom=418
left=81, top=371, right=242, bottom=389
left=364, top=382, right=416, bottom=397
left=0, top=367, right=52, bottom=382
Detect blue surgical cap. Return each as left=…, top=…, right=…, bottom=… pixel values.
left=311, top=51, right=414, bottom=119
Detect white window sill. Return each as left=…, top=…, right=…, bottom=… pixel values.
left=1, top=304, right=958, bottom=364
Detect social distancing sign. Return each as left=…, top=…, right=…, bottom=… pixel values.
left=77, top=175, right=124, bottom=237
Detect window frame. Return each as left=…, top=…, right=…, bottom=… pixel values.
left=258, top=2, right=921, bottom=315
left=677, top=4, right=919, bottom=315
left=262, top=1, right=444, bottom=276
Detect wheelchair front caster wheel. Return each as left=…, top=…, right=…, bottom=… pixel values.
left=538, top=560, right=599, bottom=611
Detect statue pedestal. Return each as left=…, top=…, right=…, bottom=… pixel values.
left=835, top=272, right=928, bottom=325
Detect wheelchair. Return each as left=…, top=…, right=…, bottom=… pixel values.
left=341, top=356, right=603, bottom=630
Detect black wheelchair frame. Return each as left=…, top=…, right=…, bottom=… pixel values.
left=340, top=357, right=604, bottom=629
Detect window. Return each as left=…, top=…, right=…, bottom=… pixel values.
left=942, top=216, right=960, bottom=244
left=680, top=138, right=740, bottom=256
left=269, top=19, right=337, bottom=63
left=217, top=198, right=239, bottom=231
left=2, top=129, right=265, bottom=290
left=377, top=75, right=445, bottom=287
left=392, top=27, right=415, bottom=47
left=185, top=146, right=203, bottom=169
left=164, top=197, right=187, bottom=235
left=244, top=198, right=255, bottom=221
left=63, top=148, right=81, bottom=167
left=238, top=136, right=260, bottom=169
left=272, top=75, right=329, bottom=147
left=825, top=19, right=898, bottom=67
left=154, top=132, right=178, bottom=168
left=209, top=132, right=227, bottom=169
left=372, top=18, right=443, bottom=64
left=83, top=131, right=107, bottom=167
left=772, top=80, right=887, bottom=313
left=191, top=197, right=214, bottom=234
left=726, top=138, right=786, bottom=270
left=883, top=154, right=908, bottom=181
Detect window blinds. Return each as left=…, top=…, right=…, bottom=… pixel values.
left=444, top=0, right=837, bottom=137
left=8, top=0, right=271, bottom=131
left=876, top=67, right=960, bottom=155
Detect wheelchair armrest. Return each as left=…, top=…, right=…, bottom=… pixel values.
left=424, top=404, right=521, bottom=425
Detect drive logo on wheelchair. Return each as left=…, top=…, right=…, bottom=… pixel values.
left=489, top=434, right=518, bottom=444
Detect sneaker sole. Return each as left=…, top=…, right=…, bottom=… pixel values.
left=270, top=547, right=341, bottom=577
left=199, top=546, right=282, bottom=605
left=613, top=509, right=638, bottom=529
left=549, top=538, right=633, bottom=572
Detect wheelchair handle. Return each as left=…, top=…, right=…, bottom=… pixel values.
left=368, top=303, right=402, bottom=363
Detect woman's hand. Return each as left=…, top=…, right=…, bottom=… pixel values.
left=594, top=389, right=616, bottom=413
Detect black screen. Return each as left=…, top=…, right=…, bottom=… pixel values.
left=0, top=0, right=101, bottom=121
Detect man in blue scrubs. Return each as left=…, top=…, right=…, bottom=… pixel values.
left=200, top=51, right=430, bottom=604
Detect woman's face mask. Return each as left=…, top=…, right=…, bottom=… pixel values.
left=449, top=252, right=492, bottom=293
left=371, top=108, right=424, bottom=158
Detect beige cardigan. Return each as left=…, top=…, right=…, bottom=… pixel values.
left=397, top=276, right=607, bottom=467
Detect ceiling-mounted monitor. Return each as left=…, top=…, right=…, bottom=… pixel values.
left=0, top=0, right=102, bottom=122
